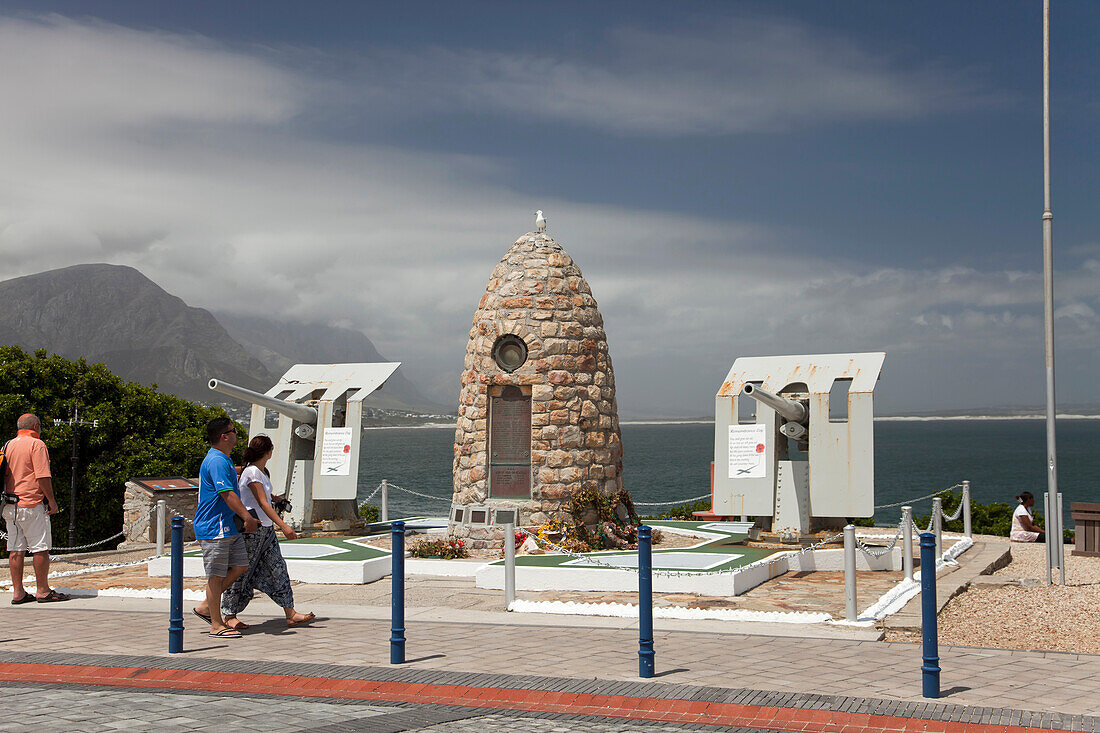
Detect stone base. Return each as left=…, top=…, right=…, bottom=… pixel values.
left=449, top=522, right=509, bottom=551
left=121, top=480, right=198, bottom=547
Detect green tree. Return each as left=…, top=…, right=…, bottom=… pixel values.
left=0, top=346, right=245, bottom=548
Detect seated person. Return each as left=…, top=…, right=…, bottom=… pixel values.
left=1010, top=491, right=1045, bottom=542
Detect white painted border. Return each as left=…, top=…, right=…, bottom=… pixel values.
left=509, top=599, right=831, bottom=624
left=562, top=552, right=745, bottom=571
left=148, top=554, right=391, bottom=584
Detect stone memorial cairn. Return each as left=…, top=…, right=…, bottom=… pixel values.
left=450, top=230, right=637, bottom=550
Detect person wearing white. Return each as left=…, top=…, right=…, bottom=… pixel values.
left=220, top=434, right=314, bottom=629
left=238, top=464, right=276, bottom=527
left=1010, top=491, right=1044, bottom=543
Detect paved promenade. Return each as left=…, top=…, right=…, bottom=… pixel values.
left=2, top=592, right=1099, bottom=731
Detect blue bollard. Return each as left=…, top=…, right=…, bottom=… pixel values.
left=920, top=532, right=940, bottom=698
left=638, top=525, right=654, bottom=678
left=390, top=521, right=406, bottom=664
left=168, top=516, right=184, bottom=654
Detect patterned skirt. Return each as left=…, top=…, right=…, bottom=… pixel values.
left=221, top=524, right=294, bottom=615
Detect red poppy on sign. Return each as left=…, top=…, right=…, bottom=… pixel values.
left=755, top=443, right=765, bottom=453
left=343, top=444, right=351, bottom=453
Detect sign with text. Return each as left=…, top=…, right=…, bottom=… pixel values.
left=728, top=424, right=767, bottom=479
left=320, top=426, right=354, bottom=476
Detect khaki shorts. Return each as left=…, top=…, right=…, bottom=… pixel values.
left=3, top=503, right=52, bottom=553
left=199, top=535, right=248, bottom=578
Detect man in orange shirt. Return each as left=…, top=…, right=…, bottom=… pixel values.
left=3, top=413, right=69, bottom=603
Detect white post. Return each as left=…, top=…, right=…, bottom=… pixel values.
left=504, top=521, right=516, bottom=610
left=156, top=500, right=166, bottom=557
left=844, top=524, right=857, bottom=622
left=380, top=479, right=389, bottom=523
left=1051, top=490, right=1060, bottom=581
left=962, top=481, right=972, bottom=540
left=932, top=498, right=943, bottom=559
left=1044, top=492, right=1054, bottom=585
left=902, top=506, right=914, bottom=582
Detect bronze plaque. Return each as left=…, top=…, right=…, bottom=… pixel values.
left=490, top=386, right=531, bottom=498
left=490, top=466, right=530, bottom=499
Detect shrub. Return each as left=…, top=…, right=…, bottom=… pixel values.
left=910, top=490, right=1073, bottom=540
left=408, top=537, right=468, bottom=559
left=358, top=503, right=379, bottom=522
left=0, top=346, right=244, bottom=547
left=643, top=498, right=710, bottom=520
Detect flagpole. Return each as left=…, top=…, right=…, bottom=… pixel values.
left=1041, top=0, right=1062, bottom=585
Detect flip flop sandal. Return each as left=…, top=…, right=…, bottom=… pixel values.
left=208, top=628, right=242, bottom=638
left=225, top=620, right=250, bottom=630
left=192, top=608, right=212, bottom=624
left=287, top=612, right=316, bottom=627
left=10, top=593, right=36, bottom=605
left=36, top=590, right=70, bottom=603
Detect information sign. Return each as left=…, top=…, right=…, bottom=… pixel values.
left=320, top=426, right=354, bottom=476
left=728, top=424, right=767, bottom=479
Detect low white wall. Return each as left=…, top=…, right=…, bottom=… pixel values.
left=148, top=555, right=391, bottom=584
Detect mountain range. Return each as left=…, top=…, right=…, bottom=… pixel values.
left=0, top=264, right=450, bottom=414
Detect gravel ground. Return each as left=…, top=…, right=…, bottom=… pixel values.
left=937, top=540, right=1100, bottom=654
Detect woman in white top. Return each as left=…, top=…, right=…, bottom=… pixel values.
left=1010, top=491, right=1045, bottom=543
left=221, top=435, right=314, bottom=629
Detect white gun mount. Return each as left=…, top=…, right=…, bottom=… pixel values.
left=714, top=352, right=885, bottom=541
left=210, top=362, right=400, bottom=532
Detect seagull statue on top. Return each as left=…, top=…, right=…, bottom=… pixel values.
left=535, top=210, right=547, bottom=233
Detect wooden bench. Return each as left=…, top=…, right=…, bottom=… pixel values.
left=1071, top=502, right=1100, bottom=557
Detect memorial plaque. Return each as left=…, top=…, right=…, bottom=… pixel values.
left=490, top=386, right=531, bottom=498
left=490, top=465, right=530, bottom=498
left=131, top=477, right=198, bottom=492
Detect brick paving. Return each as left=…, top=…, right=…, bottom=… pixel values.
left=28, top=561, right=907, bottom=618
left=1, top=597, right=1099, bottom=731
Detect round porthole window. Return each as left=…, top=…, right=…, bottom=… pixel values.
left=492, top=334, right=528, bottom=373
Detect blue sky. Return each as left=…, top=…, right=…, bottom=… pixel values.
left=0, top=2, right=1096, bottom=416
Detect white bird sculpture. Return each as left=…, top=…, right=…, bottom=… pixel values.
left=535, top=210, right=547, bottom=233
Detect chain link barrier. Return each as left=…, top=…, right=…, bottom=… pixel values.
left=911, top=513, right=935, bottom=534
left=854, top=525, right=904, bottom=559
left=632, top=493, right=711, bottom=508
left=365, top=481, right=711, bottom=511
left=384, top=482, right=453, bottom=504
left=941, top=500, right=965, bottom=522
left=49, top=504, right=159, bottom=553
left=358, top=482, right=383, bottom=509
left=874, top=483, right=962, bottom=510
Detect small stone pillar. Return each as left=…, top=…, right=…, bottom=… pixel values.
left=450, top=230, right=626, bottom=548
left=121, top=478, right=198, bottom=546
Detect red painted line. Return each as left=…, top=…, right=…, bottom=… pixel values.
left=0, top=662, right=1064, bottom=732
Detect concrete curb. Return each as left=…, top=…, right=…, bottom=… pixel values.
left=882, top=540, right=1012, bottom=633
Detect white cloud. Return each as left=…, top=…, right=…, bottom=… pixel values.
left=0, top=14, right=1092, bottom=419
left=341, top=17, right=993, bottom=136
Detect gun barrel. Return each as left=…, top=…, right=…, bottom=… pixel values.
left=741, top=383, right=807, bottom=424
left=208, top=379, right=317, bottom=425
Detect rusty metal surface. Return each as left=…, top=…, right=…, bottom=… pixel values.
left=717, top=352, right=884, bottom=398
left=266, top=362, right=401, bottom=403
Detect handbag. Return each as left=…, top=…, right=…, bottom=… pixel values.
left=233, top=508, right=260, bottom=533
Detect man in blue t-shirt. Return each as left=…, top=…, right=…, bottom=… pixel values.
left=192, top=416, right=258, bottom=638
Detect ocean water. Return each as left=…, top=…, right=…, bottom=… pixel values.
left=357, top=420, right=1100, bottom=528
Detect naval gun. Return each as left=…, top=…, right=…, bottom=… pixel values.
left=209, top=362, right=400, bottom=532
left=209, top=379, right=318, bottom=429
left=740, top=383, right=808, bottom=443
left=714, top=353, right=885, bottom=540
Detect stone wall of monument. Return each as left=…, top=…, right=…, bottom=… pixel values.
left=451, top=231, right=623, bottom=545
